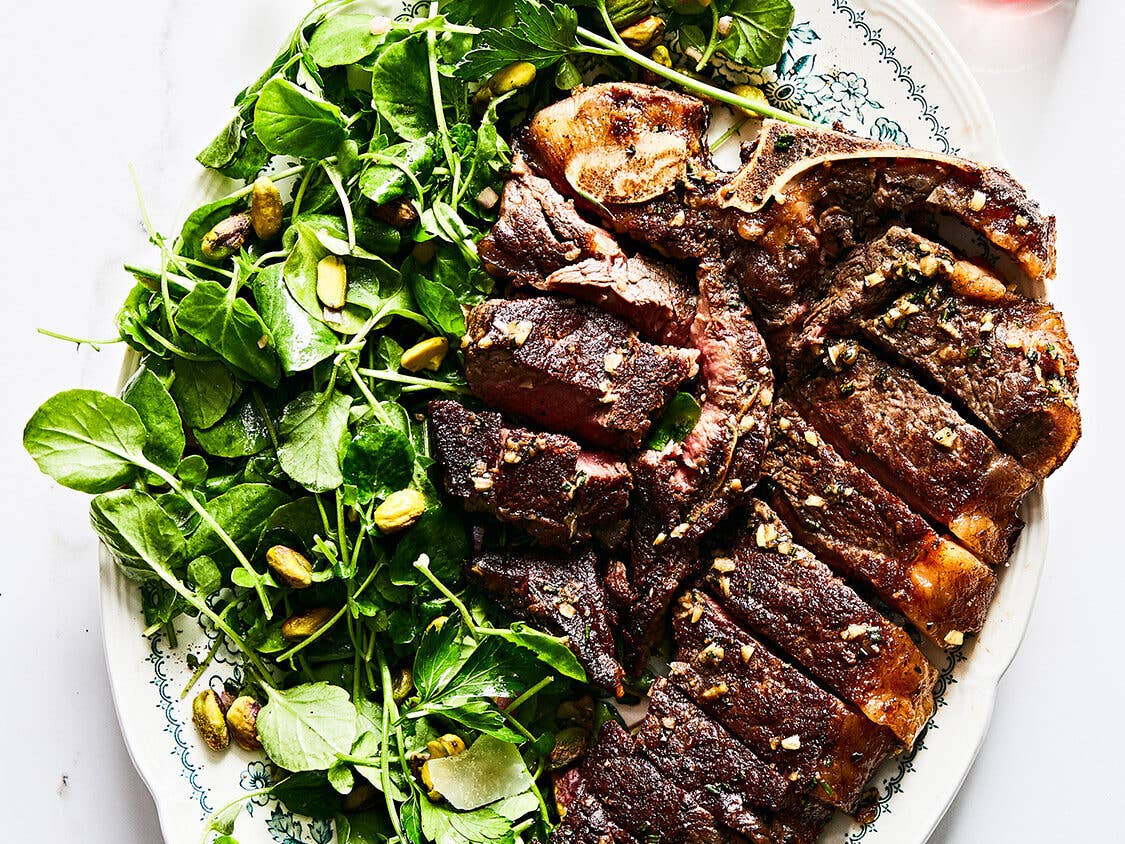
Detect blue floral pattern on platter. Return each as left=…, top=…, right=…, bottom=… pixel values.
left=140, top=2, right=980, bottom=841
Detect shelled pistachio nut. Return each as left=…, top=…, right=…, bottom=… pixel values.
left=250, top=176, right=284, bottom=239
left=488, top=61, right=537, bottom=95
left=400, top=337, right=449, bottom=372
left=316, top=255, right=348, bottom=309
left=201, top=213, right=251, bottom=260
left=192, top=689, right=230, bottom=751
left=281, top=606, right=336, bottom=641
left=618, top=15, right=665, bottom=50
left=266, top=545, right=314, bottom=589
left=374, top=489, right=426, bottom=534
left=226, top=696, right=262, bottom=751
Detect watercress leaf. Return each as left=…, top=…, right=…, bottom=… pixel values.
left=185, top=483, right=291, bottom=562
left=219, top=130, right=271, bottom=181
left=251, top=264, right=339, bottom=373
left=194, top=391, right=271, bottom=458
left=169, top=358, right=238, bottom=430
left=188, top=555, right=223, bottom=596
left=408, top=269, right=466, bottom=336
left=254, top=77, right=346, bottom=159
left=413, top=617, right=464, bottom=701
left=141, top=581, right=185, bottom=629
left=257, top=683, right=359, bottom=772
left=645, top=391, right=702, bottom=450
left=175, top=280, right=281, bottom=386
left=277, top=390, right=353, bottom=492
left=418, top=797, right=515, bottom=844
left=308, top=13, right=386, bottom=67
left=335, top=811, right=396, bottom=844
left=177, top=454, right=209, bottom=487
left=89, top=489, right=185, bottom=582
left=390, top=508, right=469, bottom=586
left=715, top=0, right=795, bottom=68
left=342, top=424, right=415, bottom=504
left=270, top=770, right=342, bottom=819
left=440, top=637, right=531, bottom=700
left=24, top=390, right=148, bottom=492
left=456, top=0, right=578, bottom=80
left=196, top=111, right=245, bottom=169
left=115, top=283, right=166, bottom=356
left=204, top=797, right=245, bottom=835
left=346, top=260, right=428, bottom=329
left=370, top=35, right=436, bottom=141
left=491, top=622, right=586, bottom=682
left=327, top=759, right=355, bottom=794
left=359, top=138, right=434, bottom=205
left=120, top=366, right=185, bottom=472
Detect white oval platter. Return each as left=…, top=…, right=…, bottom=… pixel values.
left=99, top=2, right=1049, bottom=843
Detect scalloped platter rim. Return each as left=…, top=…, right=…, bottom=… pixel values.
left=98, top=2, right=1049, bottom=842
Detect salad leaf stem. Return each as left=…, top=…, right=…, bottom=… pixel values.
left=356, top=367, right=470, bottom=394
left=36, top=328, right=125, bottom=350
left=427, top=1, right=461, bottom=200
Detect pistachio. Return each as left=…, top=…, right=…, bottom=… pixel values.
left=489, top=61, right=537, bottom=95
left=373, top=197, right=419, bottom=229
left=606, top=0, right=652, bottom=27
left=201, top=213, right=251, bottom=261
left=226, top=695, right=263, bottom=751
left=281, top=606, right=336, bottom=641
left=316, top=255, right=348, bottom=309
left=618, top=15, right=666, bottom=49
left=374, top=489, right=426, bottom=534
left=266, top=544, right=313, bottom=589
left=731, top=84, right=769, bottom=118
left=401, top=337, right=450, bottom=373
left=250, top=176, right=284, bottom=239
left=392, top=666, right=414, bottom=703
left=427, top=733, right=467, bottom=759
left=192, top=689, right=230, bottom=751
left=549, top=727, right=590, bottom=770
left=426, top=615, right=449, bottom=634
left=650, top=44, right=673, bottom=69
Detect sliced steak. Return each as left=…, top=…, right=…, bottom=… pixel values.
left=464, top=297, right=698, bottom=451
left=578, top=721, right=733, bottom=844
left=763, top=401, right=995, bottom=648
left=671, top=590, right=896, bottom=811
left=469, top=548, right=625, bottom=697
left=428, top=400, right=631, bottom=546
left=478, top=156, right=623, bottom=286
left=624, top=263, right=773, bottom=671
left=702, top=500, right=937, bottom=746
left=539, top=255, right=697, bottom=346
left=787, top=343, right=1035, bottom=565
left=552, top=768, right=638, bottom=844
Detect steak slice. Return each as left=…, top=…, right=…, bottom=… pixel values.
left=624, top=263, right=773, bottom=671
left=478, top=156, right=623, bottom=286
left=428, top=400, right=631, bottom=547
left=464, top=297, right=698, bottom=451
left=469, top=548, right=625, bottom=697
left=763, top=401, right=995, bottom=649
left=637, top=678, right=836, bottom=844
left=578, top=721, right=734, bottom=844
left=702, top=500, right=937, bottom=746
left=552, top=768, right=638, bottom=844
left=787, top=344, right=1035, bottom=565
left=671, top=590, right=896, bottom=811
left=860, top=259, right=1080, bottom=480
left=539, top=255, right=697, bottom=346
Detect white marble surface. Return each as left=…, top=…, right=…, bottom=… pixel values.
left=0, top=0, right=1120, bottom=840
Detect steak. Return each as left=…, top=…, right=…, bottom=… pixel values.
left=786, top=343, right=1035, bottom=565
left=469, top=548, right=625, bottom=696
left=702, top=500, right=937, bottom=746
left=637, top=678, right=833, bottom=844
left=671, top=590, right=896, bottom=811
left=478, top=156, right=623, bottom=286
left=552, top=769, right=638, bottom=844
left=574, top=721, right=733, bottom=844
left=465, top=297, right=698, bottom=451
left=623, top=263, right=774, bottom=670
left=540, top=255, right=697, bottom=346
left=428, top=400, right=631, bottom=546
left=763, top=401, right=995, bottom=648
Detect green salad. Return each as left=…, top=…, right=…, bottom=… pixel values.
left=23, top=2, right=802, bottom=841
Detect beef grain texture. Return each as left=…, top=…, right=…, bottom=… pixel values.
left=464, top=297, right=698, bottom=451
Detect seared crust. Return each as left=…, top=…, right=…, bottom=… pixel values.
left=763, top=401, right=996, bottom=648
left=464, top=297, right=698, bottom=450
left=703, top=500, right=937, bottom=746
left=787, top=345, right=1035, bottom=565
left=671, top=590, right=897, bottom=812
left=469, top=548, right=625, bottom=696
